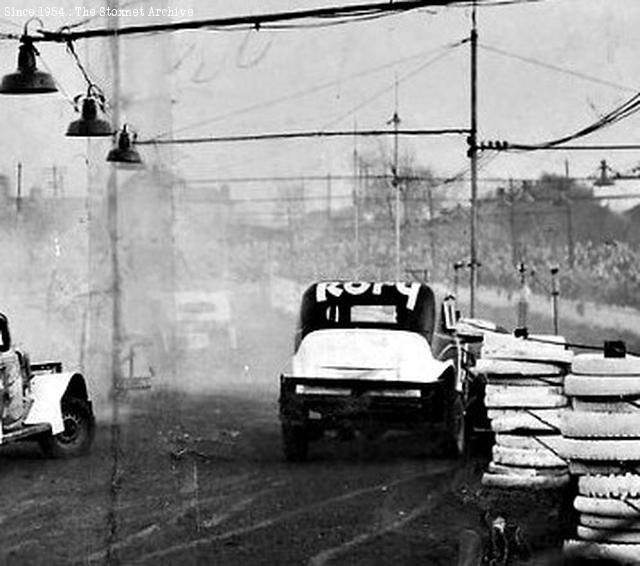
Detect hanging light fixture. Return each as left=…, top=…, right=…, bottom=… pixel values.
left=106, top=125, right=143, bottom=166
left=0, top=19, right=57, bottom=95
left=67, top=85, right=113, bottom=137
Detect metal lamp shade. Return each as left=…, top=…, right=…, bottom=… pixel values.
left=67, top=98, right=113, bottom=137
left=0, top=41, right=57, bottom=95
left=106, top=127, right=143, bottom=166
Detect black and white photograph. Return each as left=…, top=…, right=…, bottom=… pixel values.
left=1, top=0, right=640, bottom=564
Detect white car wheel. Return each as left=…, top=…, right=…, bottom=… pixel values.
left=564, top=540, right=640, bottom=564
left=492, top=445, right=567, bottom=468
left=574, top=495, right=640, bottom=517
left=565, top=375, right=640, bottom=397
left=473, top=358, right=565, bottom=376
left=573, top=354, right=640, bottom=376
left=579, top=474, right=640, bottom=498
left=481, top=472, right=569, bottom=489
left=563, top=411, right=640, bottom=438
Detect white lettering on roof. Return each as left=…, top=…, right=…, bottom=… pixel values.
left=315, top=282, right=421, bottom=310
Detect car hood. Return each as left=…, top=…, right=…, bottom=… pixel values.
left=291, top=328, right=451, bottom=383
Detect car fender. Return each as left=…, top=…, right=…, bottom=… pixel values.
left=23, top=372, right=88, bottom=434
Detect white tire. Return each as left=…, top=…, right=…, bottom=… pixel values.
left=486, top=383, right=564, bottom=396
left=574, top=495, right=640, bottom=517
left=485, top=391, right=567, bottom=409
left=572, top=399, right=640, bottom=413
left=481, top=472, right=569, bottom=489
left=565, top=375, right=640, bottom=397
left=492, top=445, right=567, bottom=468
left=473, top=358, right=565, bottom=376
left=488, top=408, right=563, bottom=432
left=495, top=433, right=565, bottom=452
left=563, top=412, right=640, bottom=438
left=573, top=354, right=640, bottom=376
left=487, top=462, right=567, bottom=477
left=486, top=376, right=564, bottom=387
left=564, top=540, right=640, bottom=564
left=580, top=513, right=640, bottom=530
left=580, top=474, right=640, bottom=498
left=570, top=461, right=640, bottom=477
left=481, top=333, right=573, bottom=364
left=562, top=438, right=640, bottom=461
left=577, top=525, right=640, bottom=543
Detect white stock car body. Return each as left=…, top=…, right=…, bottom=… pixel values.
left=279, top=281, right=467, bottom=461
left=0, top=360, right=95, bottom=457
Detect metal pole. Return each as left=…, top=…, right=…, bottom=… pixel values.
left=469, top=1, right=479, bottom=316
left=352, top=127, right=360, bottom=274
left=550, top=266, right=559, bottom=335
left=16, top=162, right=22, bottom=215
left=392, top=76, right=401, bottom=281
left=106, top=2, right=122, bottom=562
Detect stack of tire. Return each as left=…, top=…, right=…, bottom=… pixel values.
left=561, top=353, right=640, bottom=564
left=477, top=332, right=574, bottom=490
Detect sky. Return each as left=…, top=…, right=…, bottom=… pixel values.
left=2, top=0, right=640, bottom=213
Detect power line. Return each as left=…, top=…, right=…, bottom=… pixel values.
left=479, top=43, right=636, bottom=93
left=32, top=1, right=476, bottom=43
left=498, top=143, right=640, bottom=152
left=137, top=128, right=470, bottom=145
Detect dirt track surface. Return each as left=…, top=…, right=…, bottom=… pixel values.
left=0, top=385, right=574, bottom=566
left=0, top=290, right=580, bottom=565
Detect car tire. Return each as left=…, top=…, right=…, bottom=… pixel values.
left=495, top=433, right=564, bottom=452
left=577, top=525, right=640, bottom=544
left=579, top=474, right=640, bottom=498
left=561, top=439, right=640, bottom=461
left=481, top=471, right=569, bottom=489
left=39, top=397, right=95, bottom=458
left=443, top=391, right=466, bottom=458
left=492, top=445, right=567, bottom=468
left=282, top=422, right=308, bottom=462
left=564, top=539, right=640, bottom=564
left=565, top=375, right=640, bottom=397
left=563, top=411, right=640, bottom=438
left=574, top=495, right=640, bottom=518
left=488, top=408, right=563, bottom=433
left=580, top=513, right=640, bottom=531
left=572, top=354, right=640, bottom=376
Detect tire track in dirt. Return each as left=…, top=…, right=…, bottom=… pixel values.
left=132, top=464, right=455, bottom=564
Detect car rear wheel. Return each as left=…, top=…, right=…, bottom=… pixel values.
left=282, top=422, right=308, bottom=462
left=39, top=397, right=95, bottom=458
left=444, top=391, right=466, bottom=458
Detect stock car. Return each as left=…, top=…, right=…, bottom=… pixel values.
left=278, top=281, right=484, bottom=461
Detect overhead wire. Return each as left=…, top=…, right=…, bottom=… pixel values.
left=157, top=38, right=465, bottom=139
left=479, top=42, right=636, bottom=93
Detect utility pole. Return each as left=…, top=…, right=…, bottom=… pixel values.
left=468, top=1, right=479, bottom=316
left=326, top=172, right=332, bottom=221
left=508, top=179, right=516, bottom=265
left=390, top=75, right=401, bottom=281
left=16, top=162, right=22, bottom=215
left=352, top=123, right=360, bottom=274
left=105, top=1, right=122, bottom=562
left=550, top=265, right=559, bottom=335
